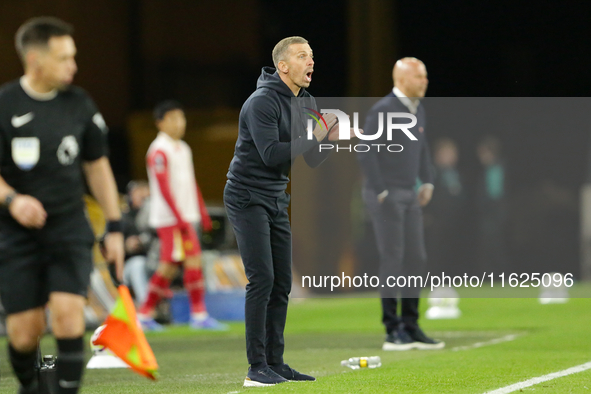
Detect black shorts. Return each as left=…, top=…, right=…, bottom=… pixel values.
left=0, top=209, right=95, bottom=315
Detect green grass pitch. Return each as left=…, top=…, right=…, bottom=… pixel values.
left=1, top=291, right=590, bottom=393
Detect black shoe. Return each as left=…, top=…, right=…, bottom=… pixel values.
left=243, top=366, right=288, bottom=387
left=18, top=381, right=39, bottom=394
left=382, top=327, right=415, bottom=351
left=270, top=363, right=316, bottom=382
left=405, top=326, right=445, bottom=349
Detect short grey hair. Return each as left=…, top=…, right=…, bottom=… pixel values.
left=272, top=36, right=308, bottom=69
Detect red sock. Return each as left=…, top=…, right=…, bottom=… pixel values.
left=139, top=272, right=171, bottom=316
left=184, top=267, right=206, bottom=314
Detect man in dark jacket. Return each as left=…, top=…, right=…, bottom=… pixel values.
left=424, top=138, right=465, bottom=276
left=358, top=57, right=444, bottom=351
left=224, top=36, right=350, bottom=387
left=122, top=181, right=153, bottom=305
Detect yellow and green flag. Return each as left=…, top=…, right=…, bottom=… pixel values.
left=93, top=285, right=159, bottom=379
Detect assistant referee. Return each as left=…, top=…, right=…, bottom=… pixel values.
left=0, top=17, right=124, bottom=394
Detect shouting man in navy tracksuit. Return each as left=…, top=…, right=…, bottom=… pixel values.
left=224, top=36, right=352, bottom=387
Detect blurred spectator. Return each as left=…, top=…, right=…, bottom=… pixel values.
left=476, top=136, right=508, bottom=273
left=0, top=296, right=5, bottom=335
left=122, top=180, right=153, bottom=305
left=424, top=138, right=465, bottom=275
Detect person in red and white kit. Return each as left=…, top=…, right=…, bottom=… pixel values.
left=138, top=100, right=227, bottom=331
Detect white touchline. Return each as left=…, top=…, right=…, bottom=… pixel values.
left=483, top=361, right=591, bottom=394
left=451, top=334, right=519, bottom=352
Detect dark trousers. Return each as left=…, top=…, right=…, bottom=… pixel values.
left=362, top=187, right=427, bottom=334
left=224, top=183, right=292, bottom=366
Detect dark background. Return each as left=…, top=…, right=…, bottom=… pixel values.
left=0, top=0, right=589, bottom=280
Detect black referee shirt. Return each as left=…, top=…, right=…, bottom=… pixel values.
left=0, top=78, right=108, bottom=217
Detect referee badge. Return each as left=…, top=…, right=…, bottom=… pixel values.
left=57, top=135, right=80, bottom=165
left=92, top=112, right=108, bottom=134
left=11, top=137, right=40, bottom=170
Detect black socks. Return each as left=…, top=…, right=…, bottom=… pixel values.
left=8, top=343, right=37, bottom=391
left=55, top=337, right=85, bottom=394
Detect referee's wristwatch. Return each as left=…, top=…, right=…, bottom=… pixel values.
left=105, top=220, right=123, bottom=233
left=1, top=191, right=17, bottom=209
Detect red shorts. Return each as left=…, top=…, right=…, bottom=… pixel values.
left=157, top=224, right=201, bottom=263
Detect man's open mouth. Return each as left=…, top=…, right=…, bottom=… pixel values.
left=305, top=71, right=313, bottom=82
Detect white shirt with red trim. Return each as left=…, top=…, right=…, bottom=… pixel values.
left=146, top=132, right=200, bottom=228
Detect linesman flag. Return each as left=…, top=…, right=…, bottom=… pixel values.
left=92, top=285, right=159, bottom=379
